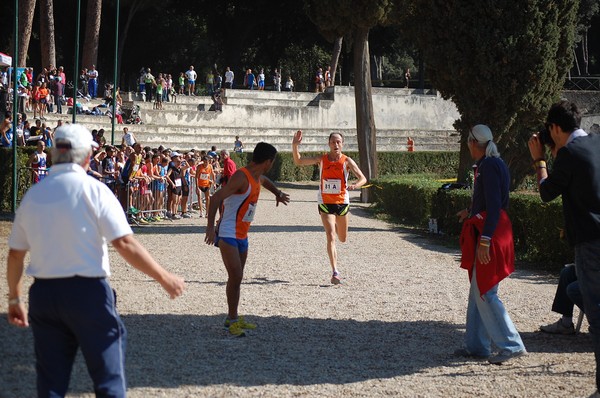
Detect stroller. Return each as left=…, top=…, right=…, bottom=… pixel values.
left=123, top=104, right=142, bottom=124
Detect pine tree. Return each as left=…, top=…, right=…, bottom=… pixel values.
left=306, top=0, right=395, bottom=202
left=411, top=0, right=578, bottom=187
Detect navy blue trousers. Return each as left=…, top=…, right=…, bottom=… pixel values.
left=29, top=277, right=127, bottom=398
left=551, top=264, right=583, bottom=317
left=575, top=239, right=600, bottom=391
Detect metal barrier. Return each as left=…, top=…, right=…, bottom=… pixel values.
left=564, top=76, right=600, bottom=91
left=125, top=169, right=201, bottom=225
left=17, top=165, right=213, bottom=226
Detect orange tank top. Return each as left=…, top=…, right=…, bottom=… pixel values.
left=318, top=154, right=349, bottom=205
left=218, top=167, right=261, bottom=239
left=196, top=164, right=213, bottom=187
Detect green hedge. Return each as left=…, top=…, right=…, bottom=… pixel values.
left=372, top=176, right=573, bottom=266
left=1, top=149, right=460, bottom=211
left=231, top=151, right=459, bottom=182
left=0, top=147, right=36, bottom=212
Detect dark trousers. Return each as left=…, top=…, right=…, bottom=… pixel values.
left=144, top=83, right=153, bottom=102
left=29, top=277, right=127, bottom=397
left=575, top=238, right=600, bottom=391
left=54, top=93, right=62, bottom=114
left=551, top=264, right=583, bottom=317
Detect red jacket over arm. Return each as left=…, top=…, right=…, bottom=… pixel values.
left=459, top=210, right=515, bottom=296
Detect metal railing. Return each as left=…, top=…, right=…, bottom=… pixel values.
left=16, top=166, right=220, bottom=226
left=564, top=76, right=600, bottom=91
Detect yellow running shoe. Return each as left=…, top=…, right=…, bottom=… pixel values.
left=237, top=316, right=256, bottom=330
left=228, top=322, right=246, bottom=337
left=224, top=316, right=256, bottom=330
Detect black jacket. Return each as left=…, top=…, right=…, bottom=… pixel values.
left=540, top=133, right=600, bottom=245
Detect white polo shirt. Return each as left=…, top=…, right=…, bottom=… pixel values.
left=9, top=163, right=133, bottom=278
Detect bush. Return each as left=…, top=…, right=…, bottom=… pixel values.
left=231, top=151, right=460, bottom=182
left=0, top=147, right=36, bottom=212
left=372, top=175, right=442, bottom=225
left=372, top=175, right=573, bottom=267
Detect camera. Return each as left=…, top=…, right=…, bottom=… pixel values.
left=538, top=125, right=555, bottom=148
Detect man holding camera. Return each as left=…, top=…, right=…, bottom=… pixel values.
left=528, top=100, right=600, bottom=398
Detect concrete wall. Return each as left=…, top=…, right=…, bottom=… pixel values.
left=47, top=87, right=464, bottom=152
left=42, top=88, right=599, bottom=152
left=132, top=86, right=461, bottom=152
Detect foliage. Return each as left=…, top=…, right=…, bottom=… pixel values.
left=372, top=174, right=440, bottom=224
left=0, top=148, right=36, bottom=212
left=372, top=175, right=573, bottom=266
left=576, top=0, right=600, bottom=40
left=279, top=44, right=331, bottom=92
left=377, top=152, right=458, bottom=178
left=228, top=151, right=459, bottom=183
left=409, top=0, right=579, bottom=188
left=305, top=0, right=399, bottom=198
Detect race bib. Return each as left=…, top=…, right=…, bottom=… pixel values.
left=175, top=178, right=182, bottom=187
left=242, top=202, right=257, bottom=223
left=200, top=173, right=209, bottom=180
left=322, top=179, right=342, bottom=194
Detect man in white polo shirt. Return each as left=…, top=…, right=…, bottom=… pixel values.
left=185, top=65, right=197, bottom=96
left=6, top=124, right=185, bottom=397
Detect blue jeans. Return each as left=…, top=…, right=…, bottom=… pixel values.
left=575, top=238, right=600, bottom=390
left=29, top=277, right=127, bottom=397
left=465, top=265, right=525, bottom=356
left=88, top=79, right=97, bottom=98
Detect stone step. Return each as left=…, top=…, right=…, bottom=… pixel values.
left=131, top=128, right=458, bottom=152
left=42, top=86, right=461, bottom=153
left=40, top=110, right=459, bottom=152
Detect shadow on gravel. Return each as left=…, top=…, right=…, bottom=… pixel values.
left=520, top=330, right=593, bottom=354
left=1, top=313, right=593, bottom=396
left=0, top=314, right=469, bottom=394
left=277, top=182, right=319, bottom=191
left=132, top=224, right=392, bottom=235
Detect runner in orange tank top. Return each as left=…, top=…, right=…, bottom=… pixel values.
left=292, top=130, right=367, bottom=285
left=205, top=142, right=290, bottom=336
left=195, top=155, right=215, bottom=217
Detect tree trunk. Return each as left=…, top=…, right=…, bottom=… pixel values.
left=82, top=0, right=102, bottom=70
left=572, top=46, right=581, bottom=76
left=582, top=29, right=589, bottom=75
left=39, top=0, right=56, bottom=69
left=353, top=27, right=378, bottom=203
left=17, top=0, right=37, bottom=67
left=330, top=36, right=343, bottom=86
left=371, top=55, right=384, bottom=86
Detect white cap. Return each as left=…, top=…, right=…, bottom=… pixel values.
left=54, top=124, right=99, bottom=150
left=470, top=124, right=493, bottom=143
left=171, top=151, right=181, bottom=158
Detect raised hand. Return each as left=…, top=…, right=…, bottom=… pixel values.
left=292, top=130, right=303, bottom=145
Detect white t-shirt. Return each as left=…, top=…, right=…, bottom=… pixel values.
left=186, top=70, right=197, bottom=81
left=123, top=132, right=135, bottom=147
left=225, top=70, right=234, bottom=83
left=9, top=163, right=132, bottom=278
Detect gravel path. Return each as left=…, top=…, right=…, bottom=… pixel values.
left=0, top=183, right=595, bottom=397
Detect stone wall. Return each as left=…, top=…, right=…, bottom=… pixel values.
left=46, top=87, right=599, bottom=152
